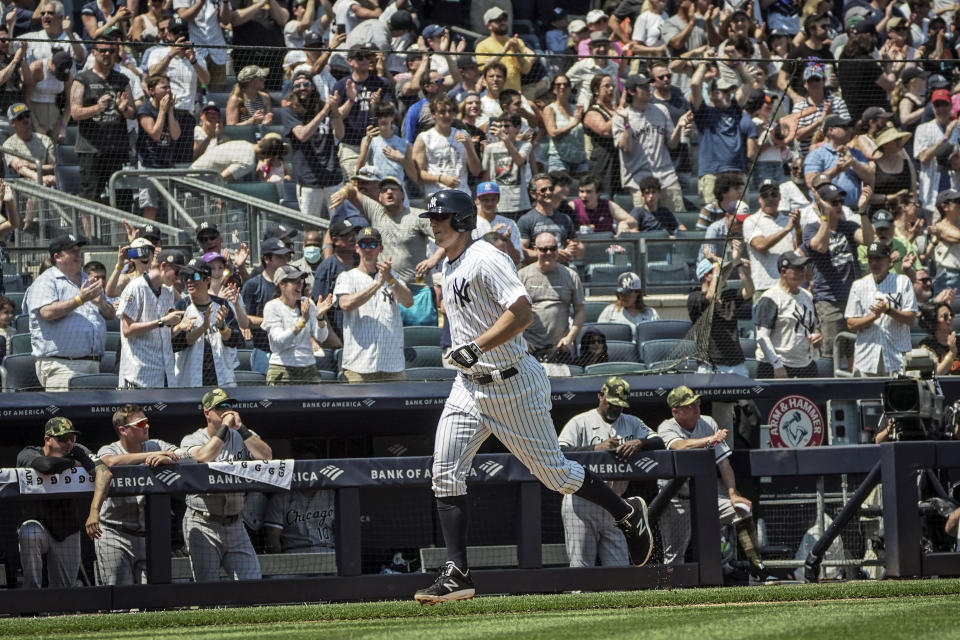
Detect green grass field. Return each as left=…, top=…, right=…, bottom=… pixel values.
left=3, top=580, right=959, bottom=640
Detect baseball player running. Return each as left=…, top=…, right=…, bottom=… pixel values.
left=413, top=190, right=653, bottom=605
left=558, top=377, right=664, bottom=567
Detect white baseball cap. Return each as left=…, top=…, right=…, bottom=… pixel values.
left=586, top=9, right=607, bottom=24
left=568, top=19, right=588, bottom=34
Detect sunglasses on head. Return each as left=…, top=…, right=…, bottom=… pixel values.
left=357, top=240, right=381, bottom=249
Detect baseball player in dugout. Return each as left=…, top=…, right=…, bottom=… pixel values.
left=180, top=388, right=272, bottom=582
left=17, top=417, right=112, bottom=589
left=95, top=404, right=190, bottom=585
left=413, top=190, right=654, bottom=605
left=657, top=385, right=771, bottom=581
left=558, top=377, right=665, bottom=567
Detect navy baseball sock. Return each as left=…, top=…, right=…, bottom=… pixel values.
left=436, top=495, right=469, bottom=571
left=574, top=470, right=631, bottom=521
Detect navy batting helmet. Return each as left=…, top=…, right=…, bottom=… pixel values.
left=419, top=189, right=477, bottom=233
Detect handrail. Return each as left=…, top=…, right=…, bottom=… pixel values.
left=147, top=177, right=199, bottom=231
left=171, top=176, right=328, bottom=230
left=6, top=178, right=186, bottom=244
left=1, top=146, right=44, bottom=186
left=107, top=168, right=223, bottom=210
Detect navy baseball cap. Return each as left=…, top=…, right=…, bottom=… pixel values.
left=937, top=189, right=960, bottom=206
left=477, top=181, right=500, bottom=196
left=196, top=221, right=219, bottom=238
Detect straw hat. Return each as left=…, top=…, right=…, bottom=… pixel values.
left=872, top=126, right=911, bottom=151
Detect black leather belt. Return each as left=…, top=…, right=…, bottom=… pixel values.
left=470, top=366, right=519, bottom=385
left=51, top=355, right=100, bottom=361
left=192, top=509, right=239, bottom=526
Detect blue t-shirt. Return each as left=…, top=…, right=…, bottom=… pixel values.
left=240, top=273, right=276, bottom=351
left=694, top=102, right=756, bottom=176
left=803, top=143, right=868, bottom=210
left=801, top=219, right=861, bottom=304
left=332, top=74, right=395, bottom=146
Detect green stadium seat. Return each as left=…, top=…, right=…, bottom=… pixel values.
left=227, top=181, right=280, bottom=204
left=222, top=124, right=257, bottom=143
left=403, top=325, right=442, bottom=346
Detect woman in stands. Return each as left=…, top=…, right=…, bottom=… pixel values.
left=868, top=126, right=916, bottom=215
left=918, top=302, right=960, bottom=375
left=128, top=0, right=165, bottom=42
left=226, top=65, right=275, bottom=126
left=575, top=329, right=608, bottom=368
left=542, top=73, right=588, bottom=175
left=598, top=271, right=659, bottom=332
left=262, top=265, right=332, bottom=385
left=583, top=73, right=620, bottom=196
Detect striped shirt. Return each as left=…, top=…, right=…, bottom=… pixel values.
left=442, top=239, right=530, bottom=372
left=116, top=275, right=177, bottom=389
left=792, top=94, right=850, bottom=158
left=844, top=271, right=917, bottom=375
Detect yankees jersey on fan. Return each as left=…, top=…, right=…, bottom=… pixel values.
left=117, top=274, right=178, bottom=388
left=263, top=489, right=336, bottom=552
left=754, top=285, right=819, bottom=369
left=844, top=271, right=917, bottom=374
left=442, top=239, right=530, bottom=371
left=181, top=427, right=257, bottom=516
left=97, top=439, right=185, bottom=531
left=333, top=268, right=405, bottom=374
left=558, top=409, right=659, bottom=496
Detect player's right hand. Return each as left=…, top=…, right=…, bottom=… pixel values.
left=447, top=342, right=483, bottom=372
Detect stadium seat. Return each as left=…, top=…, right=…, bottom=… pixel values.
left=586, top=263, right=627, bottom=286
left=13, top=313, right=28, bottom=334
left=584, top=301, right=608, bottom=323
left=55, top=164, right=82, bottom=196
left=605, top=340, right=638, bottom=362
left=56, top=145, right=79, bottom=165
left=105, top=317, right=121, bottom=332
left=236, top=349, right=253, bottom=371
left=404, top=366, right=456, bottom=381
left=206, top=91, right=231, bottom=109
left=3, top=272, right=31, bottom=292
left=740, top=337, right=757, bottom=359
left=68, top=373, right=119, bottom=390
left=613, top=193, right=633, bottom=213
left=580, top=322, right=632, bottom=343
left=634, top=320, right=692, bottom=344
left=317, top=369, right=336, bottom=381
left=64, top=125, right=78, bottom=145
left=1, top=353, right=40, bottom=391
left=227, top=181, right=280, bottom=204
left=815, top=357, right=835, bottom=378
left=280, top=181, right=299, bottom=210
left=5, top=291, right=24, bottom=314
left=8, top=332, right=30, bottom=354
left=100, top=351, right=116, bottom=374
left=261, top=124, right=285, bottom=139
left=910, top=333, right=927, bottom=348
left=404, top=345, right=444, bottom=368
left=676, top=211, right=701, bottom=229
left=222, top=124, right=257, bottom=143
left=403, top=325, right=442, bottom=346
left=638, top=338, right=696, bottom=365
left=233, top=371, right=267, bottom=386
left=105, top=331, right=121, bottom=353
left=583, top=361, right=647, bottom=375
left=645, top=261, right=691, bottom=289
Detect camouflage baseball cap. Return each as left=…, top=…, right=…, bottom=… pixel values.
left=44, top=417, right=80, bottom=438
left=201, top=388, right=236, bottom=411
left=601, top=376, right=631, bottom=408
left=667, top=385, right=701, bottom=408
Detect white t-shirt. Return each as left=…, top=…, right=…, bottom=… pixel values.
left=262, top=297, right=329, bottom=367
left=142, top=45, right=208, bottom=111
left=631, top=11, right=668, bottom=47
left=333, top=268, right=405, bottom=373
left=843, top=271, right=917, bottom=375
left=173, top=0, right=228, bottom=64
left=743, top=210, right=795, bottom=291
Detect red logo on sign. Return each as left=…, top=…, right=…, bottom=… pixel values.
left=767, top=394, right=825, bottom=448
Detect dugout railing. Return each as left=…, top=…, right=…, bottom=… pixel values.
left=0, top=443, right=958, bottom=614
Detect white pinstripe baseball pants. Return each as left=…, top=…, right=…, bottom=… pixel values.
left=432, top=355, right=585, bottom=498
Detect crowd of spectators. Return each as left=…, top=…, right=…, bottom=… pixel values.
left=2, top=0, right=960, bottom=383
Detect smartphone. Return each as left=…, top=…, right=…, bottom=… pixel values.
left=127, top=246, right=150, bottom=260
left=335, top=24, right=345, bottom=36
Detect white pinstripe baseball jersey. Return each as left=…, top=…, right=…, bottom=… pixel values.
left=441, top=239, right=530, bottom=371
left=117, top=275, right=178, bottom=388
left=843, top=271, right=917, bottom=375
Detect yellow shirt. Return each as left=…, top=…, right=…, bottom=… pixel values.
left=475, top=35, right=534, bottom=92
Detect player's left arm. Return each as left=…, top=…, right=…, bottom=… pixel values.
left=718, top=457, right=751, bottom=510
